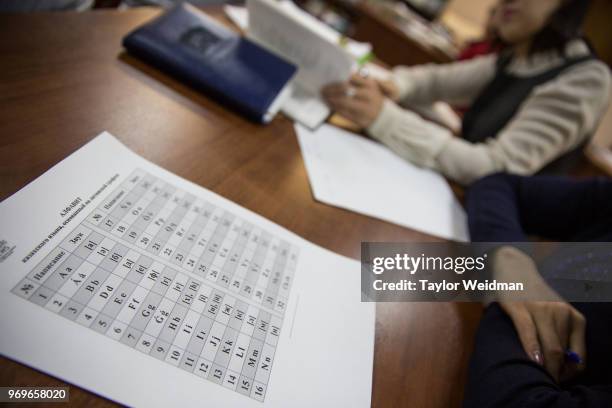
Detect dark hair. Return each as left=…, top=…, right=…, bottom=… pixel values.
left=529, top=0, right=592, bottom=55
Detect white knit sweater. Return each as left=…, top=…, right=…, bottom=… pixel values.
left=366, top=40, right=611, bottom=185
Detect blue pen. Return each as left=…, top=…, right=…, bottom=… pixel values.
left=565, top=349, right=583, bottom=364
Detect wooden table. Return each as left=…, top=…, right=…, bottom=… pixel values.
left=0, top=7, right=482, bottom=407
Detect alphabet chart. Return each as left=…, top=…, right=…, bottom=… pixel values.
left=11, top=168, right=298, bottom=402
left=0, top=132, right=375, bottom=408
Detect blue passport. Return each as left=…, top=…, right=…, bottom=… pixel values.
left=122, top=3, right=297, bottom=123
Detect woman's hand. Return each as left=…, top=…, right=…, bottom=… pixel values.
left=499, top=301, right=586, bottom=383
left=492, top=246, right=587, bottom=382
left=321, top=74, right=389, bottom=129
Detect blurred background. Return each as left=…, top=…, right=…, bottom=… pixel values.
left=2, top=0, right=611, bottom=169
left=2, top=0, right=610, bottom=66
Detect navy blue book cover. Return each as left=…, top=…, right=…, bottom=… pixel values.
left=123, top=3, right=297, bottom=123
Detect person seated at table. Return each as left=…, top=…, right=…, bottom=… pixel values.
left=322, top=0, right=611, bottom=185
left=462, top=172, right=612, bottom=407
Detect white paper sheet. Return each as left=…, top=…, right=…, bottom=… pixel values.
left=224, top=5, right=249, bottom=31
left=0, top=133, right=375, bottom=407
left=246, top=0, right=364, bottom=128
left=295, top=124, right=469, bottom=242
left=233, top=2, right=371, bottom=61
left=247, top=0, right=353, bottom=91
left=281, top=83, right=331, bottom=129
left=272, top=1, right=372, bottom=62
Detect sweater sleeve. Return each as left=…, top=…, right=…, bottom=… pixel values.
left=368, top=60, right=611, bottom=185
left=466, top=173, right=612, bottom=241
left=391, top=54, right=497, bottom=106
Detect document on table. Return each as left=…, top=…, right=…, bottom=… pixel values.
left=295, top=124, right=469, bottom=242
left=246, top=0, right=362, bottom=129
left=0, top=133, right=375, bottom=407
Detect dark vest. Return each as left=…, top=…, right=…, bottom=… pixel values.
left=461, top=52, right=596, bottom=174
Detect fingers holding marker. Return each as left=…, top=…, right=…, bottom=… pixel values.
left=501, top=301, right=588, bottom=383
left=565, top=309, right=586, bottom=378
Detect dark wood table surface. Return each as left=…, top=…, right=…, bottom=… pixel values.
left=0, top=7, right=482, bottom=407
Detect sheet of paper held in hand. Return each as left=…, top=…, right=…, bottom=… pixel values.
left=296, top=124, right=470, bottom=242
left=246, top=0, right=357, bottom=129
left=0, top=133, right=375, bottom=407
